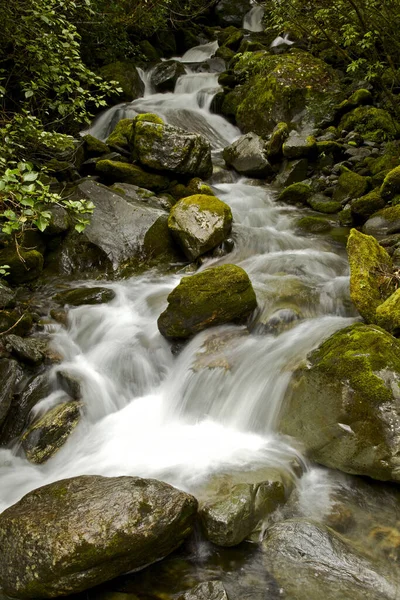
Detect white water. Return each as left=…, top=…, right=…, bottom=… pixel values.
left=243, top=5, right=265, bottom=32
left=0, top=43, right=356, bottom=512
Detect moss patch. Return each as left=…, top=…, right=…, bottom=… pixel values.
left=278, top=182, right=312, bottom=205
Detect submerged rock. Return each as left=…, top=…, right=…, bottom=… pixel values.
left=53, top=287, right=116, bottom=307
left=168, top=194, right=233, bottom=260
left=280, top=323, right=400, bottom=482
left=0, top=475, right=198, bottom=598
left=223, top=133, right=272, bottom=177
left=21, top=401, right=82, bottom=464
left=158, top=264, right=257, bottom=339
left=263, top=519, right=400, bottom=600
left=179, top=582, right=229, bottom=600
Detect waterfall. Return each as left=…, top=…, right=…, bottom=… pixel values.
left=243, top=5, right=265, bottom=32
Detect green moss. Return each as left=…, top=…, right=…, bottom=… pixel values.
left=339, top=106, right=399, bottom=142
left=347, top=228, right=394, bottom=322
left=106, top=119, right=135, bottom=152
left=0, top=311, right=33, bottom=336
left=375, top=288, right=400, bottom=334
left=316, top=141, right=343, bottom=157
left=333, top=168, right=369, bottom=203
left=53, top=287, right=116, bottom=306
left=266, top=122, right=289, bottom=159
left=0, top=249, right=44, bottom=285
left=307, top=194, right=342, bottom=214
left=143, top=215, right=184, bottom=264
left=296, top=216, right=332, bottom=234
left=278, top=182, right=312, bottom=205
left=95, top=160, right=170, bottom=192
left=82, top=135, right=110, bottom=158
left=221, top=88, right=244, bottom=119
left=224, top=30, right=244, bottom=51
left=135, top=113, right=164, bottom=125
left=381, top=165, right=400, bottom=201
left=351, top=189, right=385, bottom=221
left=215, top=46, right=235, bottom=62
left=338, top=205, right=354, bottom=227
left=99, top=61, right=144, bottom=102
left=365, top=141, right=400, bottom=177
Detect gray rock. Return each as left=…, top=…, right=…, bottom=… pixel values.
left=223, top=133, right=272, bottom=178
left=200, top=480, right=285, bottom=546
left=275, top=158, right=309, bottom=187
left=53, top=287, right=116, bottom=306
left=180, top=582, right=229, bottom=600
left=0, top=282, right=16, bottom=309
left=282, top=133, right=316, bottom=160
left=263, top=519, right=400, bottom=600
left=150, top=60, right=186, bottom=92
left=56, top=370, right=83, bottom=400
left=21, top=400, right=82, bottom=464
left=364, top=206, right=400, bottom=239
left=4, top=335, right=47, bottom=366
left=134, top=121, right=212, bottom=179
left=0, top=475, right=198, bottom=598
left=43, top=205, right=70, bottom=235
left=0, top=359, right=20, bottom=428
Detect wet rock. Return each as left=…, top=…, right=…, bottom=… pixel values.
left=150, top=60, right=186, bottom=93
left=106, top=118, right=136, bottom=152
left=0, top=282, right=16, bottom=309
left=21, top=401, right=82, bottom=464
left=214, top=0, right=251, bottom=27
left=296, top=216, right=332, bottom=234
left=50, top=309, right=68, bottom=327
left=100, top=61, right=145, bottom=102
left=0, top=248, right=43, bottom=285
left=282, top=133, right=316, bottom=160
left=0, top=475, right=198, bottom=598
left=223, top=133, right=272, bottom=178
left=263, top=519, right=400, bottom=600
left=257, top=308, right=302, bottom=336
left=133, top=121, right=212, bottom=179
left=43, top=205, right=70, bottom=235
left=191, top=329, right=249, bottom=372
left=364, top=205, right=400, bottom=238
left=280, top=323, right=400, bottom=482
left=200, top=480, right=285, bottom=546
left=3, top=335, right=47, bottom=366
left=307, top=193, right=342, bottom=214
left=168, top=194, right=232, bottom=260
left=179, top=582, right=229, bottom=600
left=0, top=359, right=20, bottom=428
left=158, top=264, right=257, bottom=339
left=56, top=370, right=83, bottom=400
left=53, top=287, right=116, bottom=307
left=96, top=160, right=170, bottom=192
left=278, top=182, right=312, bottom=205
left=347, top=228, right=393, bottom=323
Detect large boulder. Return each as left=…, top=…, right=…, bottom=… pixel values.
left=279, top=323, right=400, bottom=482
left=0, top=475, right=198, bottom=598
left=49, top=180, right=181, bottom=276
left=338, top=106, right=398, bottom=143
left=21, top=401, right=82, bottom=464
left=133, top=121, right=213, bottom=179
left=263, top=519, right=400, bottom=600
left=150, top=60, right=186, bottom=93
left=223, top=133, right=272, bottom=177
left=347, top=229, right=394, bottom=323
left=282, top=133, right=316, bottom=160
left=158, top=264, right=257, bottom=339
left=168, top=194, right=233, bottom=260
left=96, top=160, right=170, bottom=192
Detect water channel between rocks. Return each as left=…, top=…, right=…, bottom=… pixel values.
left=1, top=37, right=399, bottom=600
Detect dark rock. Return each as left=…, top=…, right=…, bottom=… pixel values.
left=214, top=0, right=251, bottom=27
left=150, top=60, right=186, bottom=93
left=3, top=335, right=47, bottom=366
left=275, top=159, right=309, bottom=187
left=53, top=287, right=116, bottom=307
left=56, top=370, right=83, bottom=400
left=100, top=61, right=145, bottom=102
left=0, top=282, right=16, bottom=309
left=0, top=311, right=33, bottom=337
left=0, top=359, right=20, bottom=428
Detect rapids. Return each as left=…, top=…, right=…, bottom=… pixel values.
left=0, top=41, right=356, bottom=519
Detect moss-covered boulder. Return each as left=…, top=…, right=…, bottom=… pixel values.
left=223, top=132, right=272, bottom=177
left=0, top=248, right=44, bottom=285
left=158, top=264, right=257, bottom=339
left=200, top=480, right=285, bottom=547
left=106, top=119, right=135, bottom=152
left=280, top=323, right=400, bottom=482
left=339, top=106, right=399, bottom=142
left=275, top=158, right=309, bottom=187
left=99, top=61, right=145, bottom=102
left=307, top=193, right=342, bottom=214
left=230, top=51, right=341, bottom=137
left=53, top=287, right=116, bottom=307
left=282, top=133, right=316, bottom=160
left=333, top=168, right=369, bottom=203
left=0, top=476, right=197, bottom=598
left=364, top=205, right=400, bottom=238
left=347, top=228, right=393, bottom=323
left=365, top=141, right=400, bottom=179
left=96, top=160, right=170, bottom=192
left=381, top=166, right=400, bottom=201
left=350, top=189, right=385, bottom=222
left=375, top=289, right=400, bottom=335
left=168, top=195, right=232, bottom=261
left=21, top=401, right=82, bottom=464
left=133, top=121, right=212, bottom=179
left=278, top=182, right=312, bottom=205
left=82, top=134, right=110, bottom=159
left=150, top=60, right=186, bottom=93
left=296, top=216, right=332, bottom=234
left=266, top=122, right=289, bottom=160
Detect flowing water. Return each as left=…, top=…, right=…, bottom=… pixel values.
left=2, top=40, right=390, bottom=598
left=243, top=5, right=265, bottom=32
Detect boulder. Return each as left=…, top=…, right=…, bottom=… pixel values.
left=364, top=205, right=400, bottom=238
left=0, top=359, right=20, bottom=429
left=0, top=475, right=198, bottom=598
left=99, top=61, right=145, bottom=102
left=158, top=264, right=257, bottom=339
left=307, top=193, right=342, bottom=214
left=278, top=182, right=312, bottom=205
left=3, top=335, right=47, bottom=366
left=133, top=121, right=212, bottom=179
left=381, top=166, right=400, bottom=201
left=150, top=60, right=186, bottom=93
left=53, top=287, right=116, bottom=307
left=51, top=180, right=181, bottom=276
left=223, top=133, right=272, bottom=177
left=82, top=134, right=110, bottom=159
left=347, top=228, right=393, bottom=323
left=266, top=122, right=289, bottom=160
left=214, top=0, right=251, bottom=27
left=56, top=370, right=83, bottom=401
left=375, top=289, right=400, bottom=335
left=282, top=133, right=316, bottom=160
left=333, top=168, right=369, bottom=203
left=179, top=582, right=229, bottom=600
left=280, top=323, right=400, bottom=482
left=351, top=189, right=385, bottom=222
left=338, top=106, right=398, bottom=143
left=168, top=194, right=232, bottom=260
left=96, top=160, right=170, bottom=192
left=21, top=401, right=82, bottom=464
left=275, top=158, right=309, bottom=187
left=263, top=519, right=400, bottom=600
left=296, top=216, right=332, bottom=234
left=0, top=282, right=16, bottom=309
left=200, top=480, right=284, bottom=546
left=0, top=248, right=43, bottom=285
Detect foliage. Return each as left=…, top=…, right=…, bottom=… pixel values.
left=0, top=162, right=94, bottom=237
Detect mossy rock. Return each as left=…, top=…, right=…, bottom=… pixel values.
left=278, top=182, right=312, bottom=205
left=99, top=61, right=145, bottom=102
left=138, top=40, right=160, bottom=62
left=364, top=141, right=400, bottom=177
left=375, top=289, right=400, bottom=335
left=381, top=165, right=400, bottom=201
left=215, top=46, right=236, bottom=63
left=158, top=264, right=257, bottom=339
left=266, top=122, right=289, bottom=160
left=316, top=140, right=343, bottom=159
left=0, top=282, right=16, bottom=310
left=0, top=311, right=33, bottom=336
left=106, top=119, right=135, bottom=152
left=21, top=401, right=82, bottom=464
left=364, top=205, right=400, bottom=238
left=334, top=88, right=373, bottom=120
left=275, top=159, right=308, bottom=187
left=347, top=228, right=394, bottom=323
left=282, top=134, right=316, bottom=160
left=307, top=193, right=342, bottom=214
left=95, top=160, right=170, bottom=192
left=135, top=113, right=164, bottom=125
left=0, top=249, right=44, bottom=285
left=296, top=216, right=332, bottom=234
left=350, top=189, right=385, bottom=222
left=333, top=168, right=369, bottom=203
left=339, top=106, right=399, bottom=142
left=82, top=135, right=110, bottom=159
left=4, top=335, right=47, bottom=366
left=231, top=50, right=342, bottom=137
left=168, top=195, right=232, bottom=261
left=280, top=323, right=400, bottom=482
left=53, top=287, right=116, bottom=307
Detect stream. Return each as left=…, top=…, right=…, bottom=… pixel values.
left=1, top=19, right=399, bottom=600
